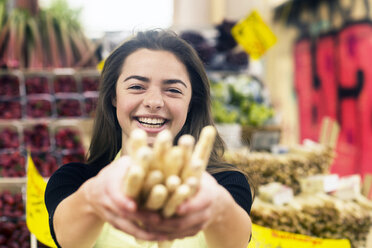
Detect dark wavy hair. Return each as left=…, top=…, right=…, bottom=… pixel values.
left=86, top=29, right=250, bottom=184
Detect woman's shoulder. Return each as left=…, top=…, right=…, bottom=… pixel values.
left=46, top=161, right=104, bottom=194
left=52, top=161, right=103, bottom=178
left=212, top=169, right=247, bottom=181
left=212, top=169, right=252, bottom=193
left=211, top=168, right=253, bottom=214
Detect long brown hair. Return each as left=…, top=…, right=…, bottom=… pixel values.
left=86, top=30, right=251, bottom=190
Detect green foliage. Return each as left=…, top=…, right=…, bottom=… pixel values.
left=43, top=0, right=82, bottom=29
left=211, top=74, right=275, bottom=127
left=0, top=0, right=98, bottom=68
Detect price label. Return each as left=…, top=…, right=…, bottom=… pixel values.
left=97, top=59, right=105, bottom=72
left=231, top=10, right=277, bottom=60
left=248, top=224, right=351, bottom=248
left=26, top=153, right=57, bottom=247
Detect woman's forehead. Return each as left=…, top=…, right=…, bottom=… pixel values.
left=120, top=49, right=190, bottom=79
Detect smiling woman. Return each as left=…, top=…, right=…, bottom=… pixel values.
left=114, top=49, right=192, bottom=145
left=45, top=30, right=253, bottom=248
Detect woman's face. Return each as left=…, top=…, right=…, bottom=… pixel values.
left=114, top=48, right=192, bottom=148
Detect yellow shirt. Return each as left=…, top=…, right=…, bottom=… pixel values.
left=94, top=223, right=206, bottom=248
left=93, top=151, right=208, bottom=248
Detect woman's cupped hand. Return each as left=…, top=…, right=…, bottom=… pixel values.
left=82, top=156, right=168, bottom=241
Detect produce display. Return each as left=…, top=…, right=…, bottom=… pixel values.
left=0, top=121, right=86, bottom=177
left=251, top=194, right=372, bottom=248
left=0, top=190, right=29, bottom=247
left=84, top=96, right=98, bottom=117
left=23, top=123, right=51, bottom=152
left=0, top=70, right=99, bottom=120
left=180, top=31, right=216, bottom=65
left=61, top=151, right=85, bottom=165
left=224, top=140, right=372, bottom=248
left=31, top=153, right=59, bottom=178
left=81, top=76, right=100, bottom=92
left=0, top=0, right=107, bottom=245
left=56, top=97, right=83, bottom=117
left=0, top=101, right=22, bottom=119
left=0, top=74, right=20, bottom=97
left=0, top=0, right=99, bottom=69
left=0, top=127, right=20, bottom=150
left=25, top=76, right=50, bottom=95
left=0, top=190, right=50, bottom=248
left=26, top=98, right=53, bottom=118
left=0, top=151, right=25, bottom=177
left=54, top=75, right=78, bottom=93
left=0, top=191, right=24, bottom=220
left=0, top=70, right=95, bottom=178
left=179, top=19, right=249, bottom=71
left=215, top=20, right=238, bottom=52
left=210, top=74, right=275, bottom=127
left=224, top=142, right=334, bottom=194
left=55, top=127, right=84, bottom=151
left=51, top=124, right=86, bottom=168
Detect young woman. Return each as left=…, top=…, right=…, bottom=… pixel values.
left=45, top=30, right=253, bottom=248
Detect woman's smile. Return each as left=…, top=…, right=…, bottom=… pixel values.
left=134, top=116, right=169, bottom=132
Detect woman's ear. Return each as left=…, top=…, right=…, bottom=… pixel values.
left=112, top=96, right=117, bottom=107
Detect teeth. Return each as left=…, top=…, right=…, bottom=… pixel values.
left=138, top=117, right=166, bottom=125
left=141, top=123, right=163, bottom=128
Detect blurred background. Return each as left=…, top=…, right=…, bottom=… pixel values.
left=1, top=0, right=372, bottom=247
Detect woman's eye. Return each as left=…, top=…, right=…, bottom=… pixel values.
left=128, top=85, right=144, bottom=90
left=167, top=88, right=182, bottom=94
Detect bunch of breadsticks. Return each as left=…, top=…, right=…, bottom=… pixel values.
left=122, top=125, right=216, bottom=218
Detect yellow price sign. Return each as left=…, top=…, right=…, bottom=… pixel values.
left=97, top=59, right=105, bottom=72
left=248, top=224, right=351, bottom=248
left=26, top=153, right=57, bottom=248
left=232, top=10, right=277, bottom=60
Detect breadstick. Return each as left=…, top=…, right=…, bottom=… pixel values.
left=164, top=146, right=184, bottom=178
left=165, top=175, right=181, bottom=193
left=185, top=176, right=199, bottom=196
left=178, top=134, right=195, bottom=167
left=192, top=126, right=216, bottom=167
left=163, top=184, right=191, bottom=217
left=145, top=184, right=168, bottom=210
left=142, top=169, right=164, bottom=196
left=122, top=165, right=145, bottom=199
left=135, top=146, right=153, bottom=172
left=152, top=130, right=172, bottom=170
left=127, top=129, right=147, bottom=158
left=181, top=158, right=204, bottom=180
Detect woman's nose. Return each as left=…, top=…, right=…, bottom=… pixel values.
left=143, top=89, right=164, bottom=110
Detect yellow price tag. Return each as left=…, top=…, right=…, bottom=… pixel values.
left=97, top=59, right=105, bottom=72
left=232, top=10, right=277, bottom=60
left=26, top=153, right=57, bottom=247
left=248, top=224, right=351, bottom=248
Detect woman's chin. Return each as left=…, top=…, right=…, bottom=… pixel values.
left=146, top=136, right=156, bottom=147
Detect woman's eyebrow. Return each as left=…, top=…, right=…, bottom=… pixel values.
left=124, top=75, right=149, bottom=82
left=124, top=75, right=187, bottom=88
left=164, top=79, right=188, bottom=88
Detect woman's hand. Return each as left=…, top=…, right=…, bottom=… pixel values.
left=82, top=156, right=166, bottom=241
left=141, top=172, right=226, bottom=240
